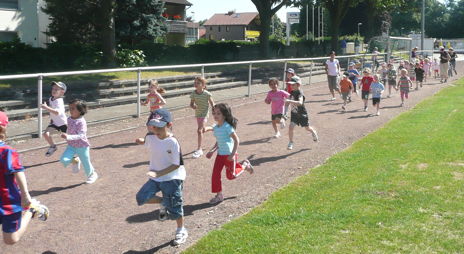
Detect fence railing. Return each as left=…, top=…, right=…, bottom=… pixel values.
left=0, top=52, right=390, bottom=138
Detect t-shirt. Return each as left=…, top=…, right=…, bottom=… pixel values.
left=449, top=52, right=457, bottom=62
left=48, top=97, right=67, bottom=127
left=387, top=69, right=397, bottom=81
left=66, top=116, right=90, bottom=148
left=289, top=90, right=307, bottom=116
left=0, top=142, right=25, bottom=216
left=380, top=68, right=389, bottom=80
left=266, top=90, right=290, bottom=115
left=440, top=51, right=450, bottom=63
left=145, top=134, right=186, bottom=182
left=339, top=79, right=353, bottom=93
left=398, top=76, right=411, bottom=91
left=370, top=82, right=384, bottom=98
left=361, top=76, right=374, bottom=91
left=146, top=93, right=162, bottom=112
left=414, top=67, right=425, bottom=79
left=213, top=122, right=235, bottom=155
left=325, top=59, right=339, bottom=76
left=190, top=90, right=212, bottom=118
left=347, top=69, right=360, bottom=85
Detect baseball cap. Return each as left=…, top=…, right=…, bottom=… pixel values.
left=51, top=81, right=67, bottom=92
left=147, top=108, right=172, bottom=128
left=287, top=76, right=301, bottom=85
left=349, top=62, right=355, bottom=66
left=0, top=111, right=8, bottom=127
left=286, top=68, right=295, bottom=74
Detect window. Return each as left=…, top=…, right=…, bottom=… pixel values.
left=218, top=26, right=221, bottom=32
left=226, top=26, right=230, bottom=32
left=209, top=26, right=212, bottom=31
left=0, top=0, right=18, bottom=9
left=0, top=32, right=17, bottom=42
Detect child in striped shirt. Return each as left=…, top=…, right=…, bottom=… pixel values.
left=398, top=69, right=413, bottom=107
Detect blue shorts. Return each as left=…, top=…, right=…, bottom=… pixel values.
left=1, top=212, right=22, bottom=233
left=136, top=179, right=184, bottom=220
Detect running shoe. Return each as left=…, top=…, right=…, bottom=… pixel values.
left=172, top=228, right=188, bottom=246
left=86, top=172, right=99, bottom=184
left=72, top=157, right=81, bottom=174
left=45, top=146, right=57, bottom=157
left=287, top=142, right=294, bottom=150
left=29, top=199, right=49, bottom=221
left=192, top=149, right=203, bottom=158
left=159, top=205, right=167, bottom=221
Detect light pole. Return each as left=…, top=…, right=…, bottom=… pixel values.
left=357, top=23, right=362, bottom=38
left=421, top=0, right=425, bottom=51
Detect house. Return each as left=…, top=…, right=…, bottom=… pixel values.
left=185, top=21, right=199, bottom=45
left=203, top=11, right=260, bottom=41
left=162, top=0, right=194, bottom=46
left=0, top=0, right=52, bottom=47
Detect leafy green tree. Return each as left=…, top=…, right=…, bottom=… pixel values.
left=447, top=0, right=464, bottom=37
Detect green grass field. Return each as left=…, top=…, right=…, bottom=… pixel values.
left=185, top=78, right=464, bottom=253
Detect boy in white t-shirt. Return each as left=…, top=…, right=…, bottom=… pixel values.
left=135, top=108, right=188, bottom=246
left=41, top=81, right=68, bottom=157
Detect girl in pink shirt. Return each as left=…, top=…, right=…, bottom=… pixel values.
left=264, top=78, right=290, bottom=138
left=60, top=99, right=98, bottom=184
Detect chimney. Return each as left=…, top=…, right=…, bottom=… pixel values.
left=227, top=10, right=235, bottom=16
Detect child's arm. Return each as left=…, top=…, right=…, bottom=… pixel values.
left=206, top=142, right=218, bottom=159
left=203, top=126, right=214, bottom=133
left=153, top=93, right=166, bottom=106
left=14, top=171, right=32, bottom=208
left=208, top=97, right=215, bottom=108
left=140, top=95, right=148, bottom=105
left=286, top=96, right=304, bottom=106
left=41, top=103, right=59, bottom=115
left=135, top=138, right=145, bottom=145
left=190, top=99, right=197, bottom=109
left=147, top=164, right=180, bottom=178
left=61, top=121, right=86, bottom=140
left=228, top=132, right=239, bottom=161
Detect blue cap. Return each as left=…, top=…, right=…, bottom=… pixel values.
left=147, top=108, right=172, bottom=127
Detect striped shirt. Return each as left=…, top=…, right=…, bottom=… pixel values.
left=190, top=90, right=212, bottom=118
left=213, top=122, right=235, bottom=155
left=0, top=142, right=25, bottom=215
left=398, top=76, right=411, bottom=92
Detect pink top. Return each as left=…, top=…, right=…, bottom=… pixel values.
left=66, top=116, right=90, bottom=147
left=266, top=90, right=290, bottom=115
left=147, top=92, right=162, bottom=112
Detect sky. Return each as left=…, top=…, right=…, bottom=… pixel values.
left=187, top=0, right=300, bottom=23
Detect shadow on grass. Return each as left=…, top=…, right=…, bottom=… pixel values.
left=126, top=197, right=236, bottom=224
left=247, top=148, right=310, bottom=166
left=123, top=241, right=173, bottom=254
left=92, top=142, right=138, bottom=150
left=30, top=183, right=85, bottom=197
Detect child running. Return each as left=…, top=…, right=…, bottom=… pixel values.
left=423, top=57, right=431, bottom=82
left=414, top=62, right=425, bottom=90
left=141, top=79, right=166, bottom=112
left=265, top=78, right=290, bottom=138
left=0, top=111, right=49, bottom=245
left=285, top=76, right=319, bottom=150
left=370, top=75, right=385, bottom=116
left=60, top=99, right=98, bottom=184
left=41, top=81, right=68, bottom=157
left=347, top=63, right=360, bottom=95
left=339, top=72, right=354, bottom=111
left=386, top=63, right=397, bottom=98
left=360, top=68, right=374, bottom=112
left=135, top=108, right=188, bottom=246
left=204, top=103, right=254, bottom=204
left=378, top=63, right=389, bottom=87
left=432, top=58, right=440, bottom=79
left=398, top=69, right=413, bottom=107
left=190, top=77, right=215, bottom=159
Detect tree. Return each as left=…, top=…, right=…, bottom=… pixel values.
left=100, top=0, right=117, bottom=67
left=115, top=0, right=167, bottom=46
left=251, top=0, right=292, bottom=58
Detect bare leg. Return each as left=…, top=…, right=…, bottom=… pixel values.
left=3, top=211, right=33, bottom=245
left=288, top=124, right=295, bottom=143
left=196, top=120, right=206, bottom=151
left=176, top=216, right=184, bottom=229
left=42, top=132, right=54, bottom=147
left=272, top=120, right=278, bottom=134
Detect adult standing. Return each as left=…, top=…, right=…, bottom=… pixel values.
left=325, top=51, right=341, bottom=101
left=439, top=46, right=450, bottom=83
left=372, top=47, right=380, bottom=72
left=448, top=48, right=458, bottom=77
left=341, top=39, right=347, bottom=55
left=411, top=47, right=418, bottom=64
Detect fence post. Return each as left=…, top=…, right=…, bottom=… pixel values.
left=248, top=62, right=252, bottom=97
left=37, top=75, right=43, bottom=138
left=136, top=69, right=141, bottom=118
left=309, top=62, right=313, bottom=86
left=201, top=65, right=205, bottom=78
left=282, top=61, right=288, bottom=90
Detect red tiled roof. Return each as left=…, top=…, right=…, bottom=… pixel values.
left=203, top=12, right=259, bottom=26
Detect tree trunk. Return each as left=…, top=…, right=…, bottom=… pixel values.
left=101, top=0, right=116, bottom=67
left=328, top=12, right=341, bottom=52
left=259, top=9, right=272, bottom=58
left=365, top=0, right=376, bottom=41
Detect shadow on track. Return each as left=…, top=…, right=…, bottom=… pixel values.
left=123, top=241, right=172, bottom=254
left=247, top=148, right=310, bottom=166
left=30, top=183, right=85, bottom=197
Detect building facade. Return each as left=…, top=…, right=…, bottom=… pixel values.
left=0, top=0, right=52, bottom=47
left=162, top=0, right=193, bottom=46
left=204, top=12, right=260, bottom=41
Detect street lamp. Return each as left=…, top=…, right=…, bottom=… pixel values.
left=357, top=23, right=362, bottom=38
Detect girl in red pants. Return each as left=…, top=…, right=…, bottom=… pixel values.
left=204, top=103, right=254, bottom=204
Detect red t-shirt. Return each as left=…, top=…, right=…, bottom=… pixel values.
left=361, top=76, right=374, bottom=91
left=0, top=142, right=25, bottom=215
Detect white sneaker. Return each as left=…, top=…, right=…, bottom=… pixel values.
left=311, top=130, right=319, bottom=142
left=364, top=106, right=368, bottom=112
left=192, top=149, right=203, bottom=158
left=29, top=199, right=49, bottom=221
left=280, top=119, right=286, bottom=129
left=159, top=205, right=167, bottom=221
left=376, top=112, right=380, bottom=116
left=331, top=97, right=336, bottom=101
left=71, top=157, right=81, bottom=174
left=242, top=159, right=254, bottom=174
left=274, top=132, right=281, bottom=138
left=86, top=172, right=98, bottom=184
left=287, top=142, right=293, bottom=150
left=45, top=146, right=57, bottom=157
left=173, top=228, right=188, bottom=246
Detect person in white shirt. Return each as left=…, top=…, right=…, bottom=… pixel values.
left=41, top=81, right=68, bottom=157
left=325, top=51, right=342, bottom=101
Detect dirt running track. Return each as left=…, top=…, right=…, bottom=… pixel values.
left=3, top=63, right=463, bottom=254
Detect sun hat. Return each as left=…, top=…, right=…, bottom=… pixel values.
left=285, top=68, right=295, bottom=74
left=0, top=111, right=8, bottom=127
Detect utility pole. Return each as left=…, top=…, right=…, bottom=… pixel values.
left=318, top=6, right=320, bottom=44
left=312, top=4, right=314, bottom=41
left=321, top=7, right=324, bottom=38
left=306, top=4, right=309, bottom=40
left=421, top=0, right=425, bottom=52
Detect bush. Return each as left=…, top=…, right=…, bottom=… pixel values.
left=115, top=49, right=146, bottom=67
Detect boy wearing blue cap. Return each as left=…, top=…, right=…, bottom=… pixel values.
left=135, top=109, right=188, bottom=246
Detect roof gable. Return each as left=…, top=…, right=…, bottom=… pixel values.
left=162, top=0, right=192, bottom=6
left=203, top=12, right=259, bottom=26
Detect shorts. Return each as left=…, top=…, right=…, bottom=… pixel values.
left=271, top=114, right=283, bottom=121
left=416, top=77, right=423, bottom=82
left=1, top=212, right=22, bottom=233
left=45, top=124, right=67, bottom=134
left=290, top=112, right=309, bottom=127
left=372, top=98, right=381, bottom=106
left=388, top=80, right=396, bottom=86
left=341, top=92, right=350, bottom=101
left=136, top=179, right=184, bottom=220
left=196, top=117, right=207, bottom=126
left=327, top=75, right=339, bottom=92
left=361, top=91, right=370, bottom=100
